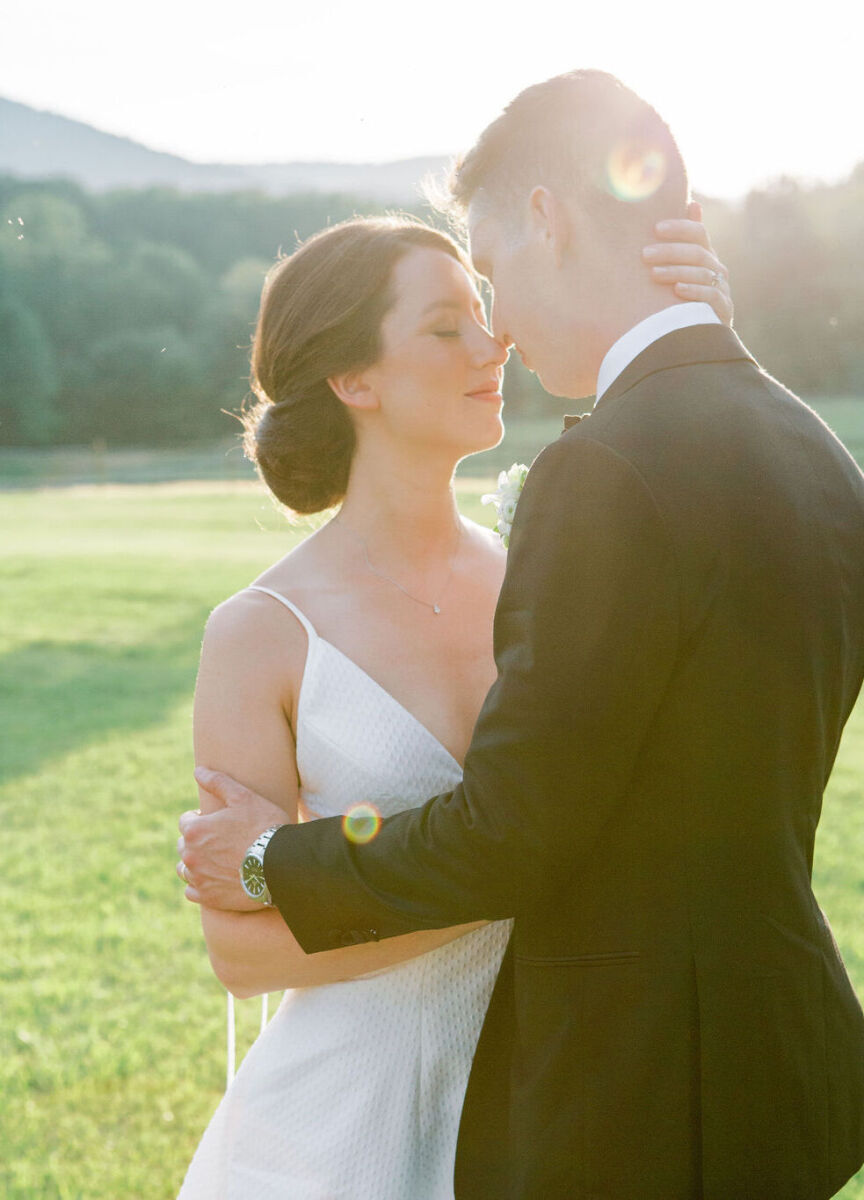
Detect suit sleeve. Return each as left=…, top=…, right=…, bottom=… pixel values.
left=264, top=432, right=680, bottom=952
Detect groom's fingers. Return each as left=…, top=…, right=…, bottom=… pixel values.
left=193, top=766, right=252, bottom=807
left=179, top=808, right=203, bottom=837
left=175, top=855, right=202, bottom=904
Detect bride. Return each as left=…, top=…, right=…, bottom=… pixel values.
left=177, top=211, right=731, bottom=1198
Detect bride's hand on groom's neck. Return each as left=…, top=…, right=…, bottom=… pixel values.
left=642, top=199, right=734, bottom=326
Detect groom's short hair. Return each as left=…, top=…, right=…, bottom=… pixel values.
left=448, top=69, right=689, bottom=236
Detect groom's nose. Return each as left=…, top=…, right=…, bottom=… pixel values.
left=495, top=329, right=514, bottom=351
left=494, top=331, right=514, bottom=364
left=489, top=300, right=513, bottom=350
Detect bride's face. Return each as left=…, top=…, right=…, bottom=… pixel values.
left=359, top=247, right=509, bottom=460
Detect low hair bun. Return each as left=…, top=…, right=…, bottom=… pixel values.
left=244, top=383, right=356, bottom=514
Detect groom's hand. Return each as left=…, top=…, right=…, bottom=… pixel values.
left=176, top=768, right=287, bottom=911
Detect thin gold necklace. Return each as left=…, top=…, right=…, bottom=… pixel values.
left=335, top=517, right=462, bottom=616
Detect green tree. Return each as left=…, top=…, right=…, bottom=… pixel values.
left=0, top=295, right=59, bottom=444
left=0, top=190, right=113, bottom=355
left=1, top=166, right=861, bottom=450
left=103, top=242, right=209, bottom=338
left=64, top=326, right=207, bottom=445
left=195, top=257, right=271, bottom=434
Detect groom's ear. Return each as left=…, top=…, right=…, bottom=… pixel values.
left=327, top=371, right=379, bottom=412
left=527, top=186, right=571, bottom=267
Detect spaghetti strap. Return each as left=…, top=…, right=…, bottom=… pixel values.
left=245, top=586, right=318, bottom=642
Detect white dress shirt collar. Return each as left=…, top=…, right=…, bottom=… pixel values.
left=595, top=302, right=722, bottom=404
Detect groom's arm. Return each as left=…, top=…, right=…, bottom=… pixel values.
left=265, top=431, right=680, bottom=952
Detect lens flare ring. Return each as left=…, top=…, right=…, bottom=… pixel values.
left=606, top=141, right=667, bottom=203
left=341, top=802, right=382, bottom=845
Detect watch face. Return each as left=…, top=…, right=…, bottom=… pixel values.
left=242, top=854, right=267, bottom=899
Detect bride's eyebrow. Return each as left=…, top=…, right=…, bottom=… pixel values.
left=420, top=299, right=486, bottom=320
left=420, top=300, right=463, bottom=316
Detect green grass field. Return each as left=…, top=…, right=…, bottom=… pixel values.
left=2, top=395, right=861, bottom=488
left=1, top=479, right=863, bottom=1199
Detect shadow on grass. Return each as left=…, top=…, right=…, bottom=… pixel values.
left=0, top=619, right=205, bottom=787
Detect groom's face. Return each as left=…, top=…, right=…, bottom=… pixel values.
left=467, top=208, right=543, bottom=373
left=467, top=200, right=595, bottom=400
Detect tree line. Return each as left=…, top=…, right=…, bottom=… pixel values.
left=1, top=168, right=862, bottom=448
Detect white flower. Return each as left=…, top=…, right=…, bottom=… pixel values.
left=482, top=462, right=528, bottom=549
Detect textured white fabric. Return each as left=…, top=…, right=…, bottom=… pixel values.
left=178, top=589, right=512, bottom=1200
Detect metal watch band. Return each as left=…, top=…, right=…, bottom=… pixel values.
left=249, top=825, right=283, bottom=860
left=241, top=824, right=284, bottom=906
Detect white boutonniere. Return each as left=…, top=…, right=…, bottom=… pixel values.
left=482, top=463, right=529, bottom=549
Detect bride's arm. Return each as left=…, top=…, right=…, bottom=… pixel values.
left=193, top=592, right=484, bottom=998
left=201, top=908, right=486, bottom=999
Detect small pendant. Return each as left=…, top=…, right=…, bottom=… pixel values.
left=433, top=604, right=441, bottom=615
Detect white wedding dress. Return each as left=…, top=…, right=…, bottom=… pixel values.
left=178, top=588, right=512, bottom=1200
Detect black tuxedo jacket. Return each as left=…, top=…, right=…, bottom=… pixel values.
left=264, top=325, right=864, bottom=1199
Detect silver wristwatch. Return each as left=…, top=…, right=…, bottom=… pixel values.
left=239, top=825, right=283, bottom=906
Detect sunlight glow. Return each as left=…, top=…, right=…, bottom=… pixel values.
left=342, top=803, right=382, bottom=846
left=605, top=142, right=667, bottom=202
left=0, top=0, right=859, bottom=200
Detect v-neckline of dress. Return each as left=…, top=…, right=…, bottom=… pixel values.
left=308, top=637, right=464, bottom=773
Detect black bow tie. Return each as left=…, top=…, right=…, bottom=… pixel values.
left=562, top=411, right=591, bottom=432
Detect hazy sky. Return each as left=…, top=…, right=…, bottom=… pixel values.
left=2, top=0, right=860, bottom=199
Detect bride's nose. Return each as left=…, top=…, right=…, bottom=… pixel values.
left=473, top=330, right=510, bottom=368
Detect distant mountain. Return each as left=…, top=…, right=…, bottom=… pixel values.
left=0, top=97, right=450, bottom=202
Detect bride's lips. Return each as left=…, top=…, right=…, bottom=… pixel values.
left=465, top=383, right=503, bottom=403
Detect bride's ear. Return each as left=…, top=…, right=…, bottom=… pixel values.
left=327, top=371, right=379, bottom=412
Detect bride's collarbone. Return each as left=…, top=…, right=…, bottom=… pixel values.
left=250, top=539, right=499, bottom=726
left=336, top=618, right=493, bottom=698
left=324, top=613, right=493, bottom=752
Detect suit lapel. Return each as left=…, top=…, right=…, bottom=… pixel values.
left=593, top=324, right=757, bottom=414
left=562, top=326, right=757, bottom=434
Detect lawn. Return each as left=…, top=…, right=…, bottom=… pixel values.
left=1, top=395, right=861, bottom=489
left=1, top=480, right=862, bottom=1199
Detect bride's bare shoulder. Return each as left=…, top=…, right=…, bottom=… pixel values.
left=203, top=527, right=331, bottom=663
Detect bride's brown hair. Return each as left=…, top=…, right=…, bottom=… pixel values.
left=244, top=215, right=476, bottom=514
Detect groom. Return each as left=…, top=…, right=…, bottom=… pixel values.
left=180, top=71, right=864, bottom=1197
